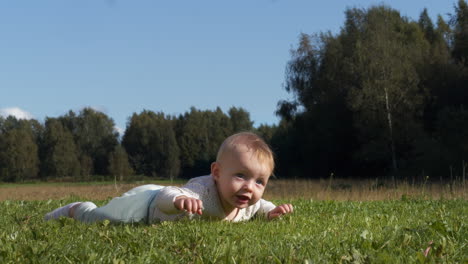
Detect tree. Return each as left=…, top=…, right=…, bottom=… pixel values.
left=122, top=110, right=180, bottom=180
left=419, top=8, right=436, bottom=44
left=41, top=118, right=80, bottom=178
left=419, top=14, right=455, bottom=133
left=80, top=155, right=93, bottom=178
left=276, top=5, right=457, bottom=179
left=228, top=107, right=253, bottom=132
left=175, top=107, right=233, bottom=177
left=345, top=6, right=429, bottom=175
left=420, top=3, right=468, bottom=179
left=278, top=33, right=319, bottom=117
left=59, top=108, right=118, bottom=176
left=437, top=15, right=452, bottom=46
left=108, top=145, right=134, bottom=181
left=0, top=117, right=39, bottom=182
left=276, top=31, right=358, bottom=178
left=175, top=107, right=211, bottom=176
left=452, top=0, right=468, bottom=66
left=438, top=107, right=468, bottom=157
left=255, top=124, right=277, bottom=144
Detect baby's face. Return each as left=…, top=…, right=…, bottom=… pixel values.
left=211, top=144, right=272, bottom=214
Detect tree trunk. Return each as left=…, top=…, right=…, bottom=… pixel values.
left=384, top=86, right=398, bottom=172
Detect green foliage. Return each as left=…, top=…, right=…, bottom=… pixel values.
left=0, top=105, right=257, bottom=181
left=58, top=108, right=119, bottom=177
left=0, top=117, right=40, bottom=182
left=41, top=118, right=80, bottom=178
left=276, top=3, right=468, bottom=179
left=122, top=110, right=180, bottom=179
left=175, top=107, right=218, bottom=177
left=77, top=108, right=119, bottom=176
left=346, top=6, right=429, bottom=173
left=429, top=107, right=468, bottom=177
left=276, top=31, right=357, bottom=178
left=419, top=9, right=436, bottom=43
left=255, top=123, right=277, bottom=144
left=228, top=106, right=254, bottom=133
left=79, top=154, right=94, bottom=179
left=0, top=199, right=466, bottom=263
left=452, top=0, right=468, bottom=66
left=108, top=145, right=134, bottom=181
left=175, top=106, right=254, bottom=178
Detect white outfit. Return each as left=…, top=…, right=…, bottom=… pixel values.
left=73, top=175, right=276, bottom=223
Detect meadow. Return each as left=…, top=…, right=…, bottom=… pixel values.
left=0, top=179, right=466, bottom=263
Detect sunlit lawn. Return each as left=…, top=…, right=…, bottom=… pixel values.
left=1, top=194, right=466, bottom=263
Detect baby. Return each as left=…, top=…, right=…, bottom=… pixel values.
left=45, top=132, right=293, bottom=223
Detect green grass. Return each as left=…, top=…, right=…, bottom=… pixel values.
left=0, top=198, right=466, bottom=263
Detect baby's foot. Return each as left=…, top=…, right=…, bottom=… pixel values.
left=44, top=202, right=81, bottom=220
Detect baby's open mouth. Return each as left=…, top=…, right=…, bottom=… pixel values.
left=236, top=195, right=250, bottom=203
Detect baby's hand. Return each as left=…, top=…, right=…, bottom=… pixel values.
left=174, top=196, right=203, bottom=215
left=268, top=204, right=293, bottom=220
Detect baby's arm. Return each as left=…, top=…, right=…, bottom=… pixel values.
left=155, top=186, right=203, bottom=215
left=256, top=199, right=294, bottom=220
left=267, top=203, right=294, bottom=220
left=173, top=196, right=203, bottom=215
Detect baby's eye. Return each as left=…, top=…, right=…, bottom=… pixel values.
left=235, top=174, right=245, bottom=179
left=256, top=179, right=265, bottom=185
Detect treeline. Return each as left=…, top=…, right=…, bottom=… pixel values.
left=1, top=2, right=467, bottom=182
left=0, top=107, right=257, bottom=182
left=275, top=1, right=468, bottom=180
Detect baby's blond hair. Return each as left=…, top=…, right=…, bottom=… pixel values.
left=216, top=132, right=275, bottom=175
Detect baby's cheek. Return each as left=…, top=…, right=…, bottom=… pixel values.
left=250, top=196, right=261, bottom=205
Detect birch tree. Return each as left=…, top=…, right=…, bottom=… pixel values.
left=346, top=6, right=429, bottom=173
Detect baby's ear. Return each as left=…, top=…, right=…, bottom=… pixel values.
left=211, top=162, right=220, bottom=180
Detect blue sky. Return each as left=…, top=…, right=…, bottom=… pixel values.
left=0, top=0, right=457, bottom=134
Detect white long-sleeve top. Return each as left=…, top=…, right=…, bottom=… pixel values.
left=148, top=175, right=276, bottom=222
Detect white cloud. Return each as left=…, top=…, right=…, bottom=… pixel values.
left=0, top=107, right=34, bottom=120
left=114, top=126, right=124, bottom=136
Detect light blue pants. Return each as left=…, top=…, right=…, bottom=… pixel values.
left=74, top=184, right=164, bottom=223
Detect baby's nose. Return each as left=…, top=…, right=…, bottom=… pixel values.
left=243, top=180, right=254, bottom=191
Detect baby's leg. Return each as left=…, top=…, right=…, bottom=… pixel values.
left=44, top=202, right=108, bottom=223
left=71, top=202, right=112, bottom=223
left=120, top=184, right=162, bottom=197
left=44, top=201, right=126, bottom=223
left=73, top=186, right=163, bottom=224
left=44, top=202, right=82, bottom=220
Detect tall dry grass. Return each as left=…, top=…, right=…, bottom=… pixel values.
left=0, top=178, right=466, bottom=201
left=0, top=183, right=146, bottom=201
left=264, top=178, right=467, bottom=200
